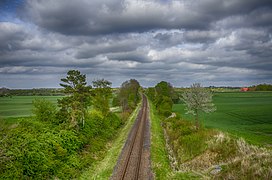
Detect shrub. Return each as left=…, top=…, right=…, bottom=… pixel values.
left=32, top=98, right=57, bottom=123
left=164, top=117, right=214, bottom=163
left=0, top=118, right=83, bottom=179
left=157, top=96, right=173, bottom=117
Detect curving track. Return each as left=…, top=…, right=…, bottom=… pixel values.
left=111, top=95, right=151, bottom=180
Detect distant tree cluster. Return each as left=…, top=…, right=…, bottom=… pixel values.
left=32, top=70, right=119, bottom=130
left=0, top=88, right=64, bottom=97
left=249, top=84, right=272, bottom=91
left=114, top=79, right=141, bottom=112
left=146, top=81, right=178, bottom=117
left=147, top=82, right=216, bottom=129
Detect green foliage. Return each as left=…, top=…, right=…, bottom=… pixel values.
left=145, top=87, right=155, bottom=102
left=85, top=110, right=122, bottom=140
left=58, top=70, right=92, bottom=128
left=80, top=102, right=141, bottom=179
left=149, top=99, right=200, bottom=179
left=112, top=95, right=120, bottom=107
left=250, top=83, right=272, bottom=91
left=155, top=81, right=173, bottom=97
left=32, top=98, right=57, bottom=123
left=0, top=88, right=64, bottom=96
left=157, top=95, right=173, bottom=117
left=164, top=117, right=215, bottom=162
left=0, top=72, right=129, bottom=179
left=0, top=110, right=122, bottom=179
left=117, top=79, right=140, bottom=112
left=0, top=118, right=80, bottom=179
left=92, top=79, right=112, bottom=115
left=150, top=81, right=176, bottom=117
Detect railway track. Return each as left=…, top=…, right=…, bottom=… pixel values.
left=111, top=95, right=151, bottom=180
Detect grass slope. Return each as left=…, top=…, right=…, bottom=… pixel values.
left=0, top=96, right=62, bottom=118
left=173, top=92, right=272, bottom=146
left=164, top=117, right=272, bottom=179
left=80, top=103, right=141, bottom=179
left=149, top=100, right=199, bottom=179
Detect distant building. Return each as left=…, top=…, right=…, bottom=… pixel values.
left=240, top=87, right=249, bottom=92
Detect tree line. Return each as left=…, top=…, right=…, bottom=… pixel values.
left=249, top=84, right=272, bottom=91
left=34, top=70, right=141, bottom=130
left=146, top=82, right=215, bottom=129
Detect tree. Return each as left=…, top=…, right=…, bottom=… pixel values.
left=92, top=79, right=112, bottom=115
left=182, top=83, right=216, bottom=129
left=146, top=87, right=155, bottom=102
left=154, top=81, right=175, bottom=116
left=155, top=81, right=173, bottom=97
left=118, top=79, right=140, bottom=112
left=58, top=70, right=91, bottom=128
left=157, top=95, right=173, bottom=117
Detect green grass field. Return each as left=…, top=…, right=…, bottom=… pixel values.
left=173, top=92, right=272, bottom=146
left=0, top=96, right=62, bottom=118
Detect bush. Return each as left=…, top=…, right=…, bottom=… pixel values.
left=0, top=119, right=82, bottom=179
left=32, top=98, right=57, bottom=123
left=157, top=96, right=173, bottom=117
left=164, top=117, right=215, bottom=162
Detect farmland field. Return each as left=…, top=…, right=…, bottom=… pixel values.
left=0, top=96, right=62, bottom=118
left=173, top=92, right=272, bottom=146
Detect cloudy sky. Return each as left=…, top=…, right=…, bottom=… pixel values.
left=0, top=0, right=272, bottom=88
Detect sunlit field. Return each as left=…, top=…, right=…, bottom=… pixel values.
left=173, top=92, right=272, bottom=146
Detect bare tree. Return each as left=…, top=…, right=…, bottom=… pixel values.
left=182, top=83, right=216, bottom=129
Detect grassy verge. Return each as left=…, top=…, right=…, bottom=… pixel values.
left=149, top=100, right=199, bottom=179
left=80, top=103, right=141, bottom=179
left=164, top=115, right=272, bottom=179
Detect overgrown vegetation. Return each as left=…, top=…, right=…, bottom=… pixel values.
left=32, top=98, right=57, bottom=123
left=1, top=70, right=142, bottom=179
left=149, top=99, right=199, bottom=179
left=0, top=111, right=122, bottom=179
left=80, top=103, right=141, bottom=179
left=163, top=116, right=272, bottom=179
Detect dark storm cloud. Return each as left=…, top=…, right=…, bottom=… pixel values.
left=183, top=30, right=222, bottom=44
left=75, top=37, right=143, bottom=59
left=24, top=0, right=272, bottom=35
left=0, top=22, right=27, bottom=51
left=107, top=52, right=149, bottom=63
left=1, top=0, right=272, bottom=88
